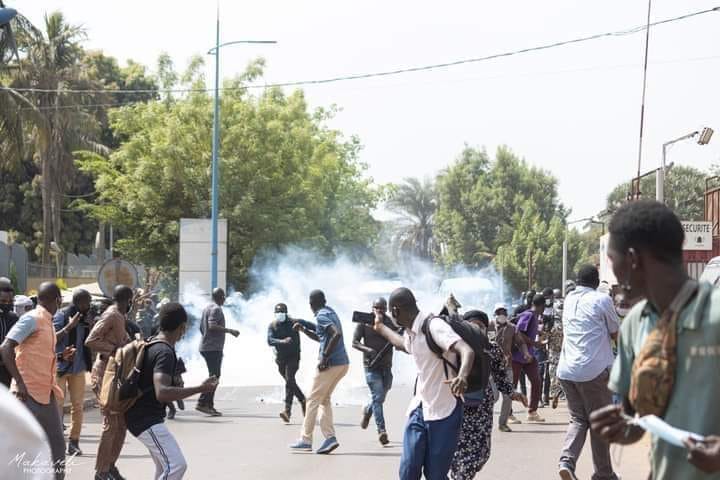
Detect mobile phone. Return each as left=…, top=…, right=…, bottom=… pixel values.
left=352, top=311, right=375, bottom=325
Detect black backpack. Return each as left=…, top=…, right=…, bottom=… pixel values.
left=421, top=314, right=491, bottom=394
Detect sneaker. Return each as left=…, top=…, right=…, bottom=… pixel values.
left=289, top=440, right=313, bottom=452
left=196, top=404, right=214, bottom=416
left=67, top=439, right=82, bottom=456
left=109, top=465, right=126, bottom=480
left=508, top=415, right=522, bottom=424
left=378, top=431, right=389, bottom=446
left=527, top=411, right=546, bottom=423
left=209, top=407, right=223, bottom=417
left=316, top=436, right=339, bottom=454
left=360, top=407, right=372, bottom=430
left=558, top=463, right=578, bottom=480
left=279, top=410, right=290, bottom=424
left=498, top=424, right=512, bottom=433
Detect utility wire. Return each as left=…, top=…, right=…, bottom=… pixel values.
left=12, top=54, right=720, bottom=112
left=14, top=54, right=720, bottom=111
left=0, top=6, right=717, bottom=97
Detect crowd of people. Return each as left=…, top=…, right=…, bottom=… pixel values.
left=1, top=199, right=720, bottom=479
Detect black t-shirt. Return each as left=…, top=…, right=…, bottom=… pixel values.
left=353, top=315, right=400, bottom=370
left=126, top=341, right=176, bottom=437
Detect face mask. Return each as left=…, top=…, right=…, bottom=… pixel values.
left=275, top=312, right=287, bottom=322
left=616, top=307, right=629, bottom=318
left=0, top=304, right=11, bottom=314
left=495, top=315, right=508, bottom=324
left=545, top=299, right=552, bottom=307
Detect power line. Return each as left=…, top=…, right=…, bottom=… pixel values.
left=11, top=54, right=720, bottom=112
left=0, top=5, right=717, bottom=97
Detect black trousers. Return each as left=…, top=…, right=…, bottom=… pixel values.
left=277, top=356, right=305, bottom=414
left=199, top=351, right=223, bottom=407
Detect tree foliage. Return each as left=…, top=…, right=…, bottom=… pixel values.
left=605, top=165, right=707, bottom=221
left=79, top=59, right=380, bottom=288
left=0, top=12, right=158, bottom=263
left=435, top=146, right=568, bottom=287
left=386, top=177, right=437, bottom=259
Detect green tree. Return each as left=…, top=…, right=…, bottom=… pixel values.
left=436, top=145, right=567, bottom=268
left=605, top=165, right=706, bottom=221
left=78, top=58, right=380, bottom=288
left=386, top=177, right=437, bottom=259
left=0, top=12, right=107, bottom=264
left=497, top=201, right=585, bottom=291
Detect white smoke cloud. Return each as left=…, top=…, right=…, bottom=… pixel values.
left=177, top=248, right=512, bottom=406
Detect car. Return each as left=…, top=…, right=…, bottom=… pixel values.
left=700, top=257, right=720, bottom=286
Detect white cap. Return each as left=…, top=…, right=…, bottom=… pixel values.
left=493, top=303, right=508, bottom=314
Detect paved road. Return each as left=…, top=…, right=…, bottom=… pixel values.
left=64, top=385, right=649, bottom=479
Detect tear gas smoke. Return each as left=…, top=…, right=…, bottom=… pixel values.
left=178, top=248, right=511, bottom=405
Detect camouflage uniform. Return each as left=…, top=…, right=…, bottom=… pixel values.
left=547, top=304, right=564, bottom=398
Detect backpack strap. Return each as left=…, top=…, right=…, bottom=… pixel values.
left=422, top=315, right=459, bottom=379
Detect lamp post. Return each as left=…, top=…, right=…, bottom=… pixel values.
left=657, top=127, right=714, bottom=204
left=207, top=8, right=276, bottom=290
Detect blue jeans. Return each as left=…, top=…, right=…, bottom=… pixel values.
left=365, top=367, right=393, bottom=433
left=400, top=401, right=463, bottom=480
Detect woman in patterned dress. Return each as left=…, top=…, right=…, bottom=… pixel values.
left=451, top=310, right=527, bottom=480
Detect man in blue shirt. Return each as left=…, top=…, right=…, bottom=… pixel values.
left=53, top=289, right=95, bottom=457
left=290, top=290, right=349, bottom=455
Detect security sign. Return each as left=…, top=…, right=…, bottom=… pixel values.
left=682, top=221, right=712, bottom=251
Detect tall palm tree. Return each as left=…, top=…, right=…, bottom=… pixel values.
left=386, top=177, right=437, bottom=259
left=0, top=11, right=108, bottom=265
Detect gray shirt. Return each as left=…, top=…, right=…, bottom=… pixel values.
left=200, top=304, right=226, bottom=352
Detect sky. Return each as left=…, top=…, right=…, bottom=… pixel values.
left=15, top=0, right=720, bottom=221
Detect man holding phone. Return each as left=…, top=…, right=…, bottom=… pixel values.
left=352, top=297, right=400, bottom=445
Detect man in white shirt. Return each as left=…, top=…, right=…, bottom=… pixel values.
left=556, top=265, right=619, bottom=480
left=373, top=288, right=475, bottom=480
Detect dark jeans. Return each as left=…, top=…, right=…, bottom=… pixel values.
left=536, top=348, right=551, bottom=402
left=400, top=401, right=463, bottom=480
left=198, top=351, right=223, bottom=408
left=512, top=358, right=541, bottom=412
left=365, top=366, right=393, bottom=433
left=277, top=356, right=305, bottom=414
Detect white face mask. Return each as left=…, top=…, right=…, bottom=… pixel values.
left=495, top=314, right=508, bottom=324
left=275, top=312, right=288, bottom=322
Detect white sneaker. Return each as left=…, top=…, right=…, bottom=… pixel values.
left=508, top=415, right=522, bottom=424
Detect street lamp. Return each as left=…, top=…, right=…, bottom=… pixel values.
left=207, top=8, right=276, bottom=291
left=657, top=127, right=714, bottom=203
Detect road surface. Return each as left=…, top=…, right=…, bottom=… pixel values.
left=62, top=385, right=649, bottom=479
